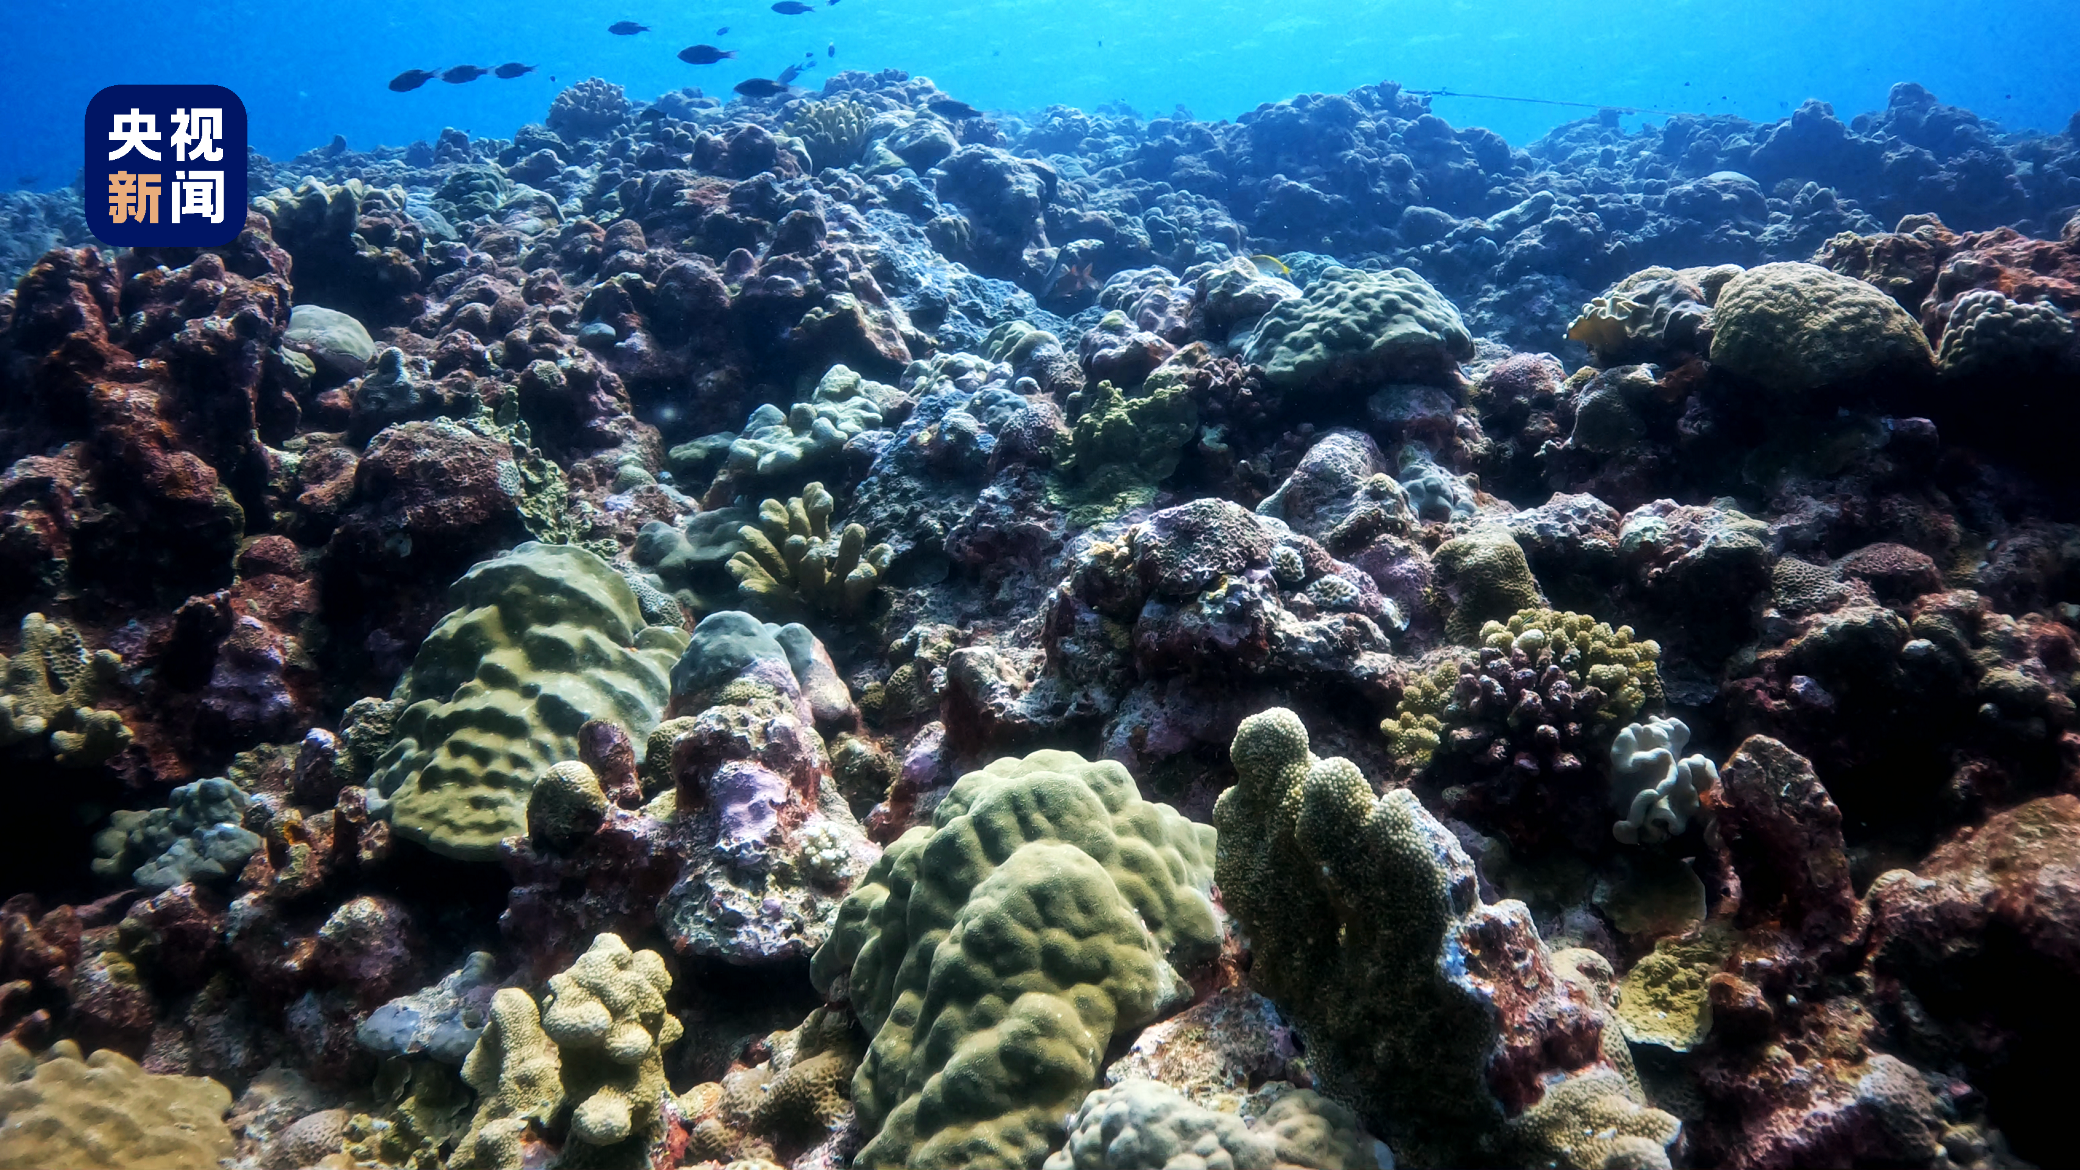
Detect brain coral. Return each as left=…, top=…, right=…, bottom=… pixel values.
left=367, top=542, right=689, bottom=860
left=810, top=749, right=1219, bottom=1170
left=1245, top=266, right=1473, bottom=395
left=0, top=1039, right=233, bottom=1170
left=1217, top=708, right=1677, bottom=1168
left=1707, top=261, right=1934, bottom=399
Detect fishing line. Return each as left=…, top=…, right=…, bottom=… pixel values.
left=1405, top=88, right=1691, bottom=118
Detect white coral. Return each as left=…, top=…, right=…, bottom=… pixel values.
left=1610, top=716, right=1717, bottom=846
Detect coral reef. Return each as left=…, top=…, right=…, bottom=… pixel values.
left=1, top=60, right=2076, bottom=1170
left=0, top=613, right=129, bottom=766
left=726, top=483, right=893, bottom=618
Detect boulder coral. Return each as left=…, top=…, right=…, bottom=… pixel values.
left=367, top=542, right=689, bottom=860
left=810, top=748, right=1219, bottom=1170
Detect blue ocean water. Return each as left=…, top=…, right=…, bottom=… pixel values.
left=4, top=0, right=2076, bottom=188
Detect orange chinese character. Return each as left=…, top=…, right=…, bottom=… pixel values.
left=107, top=170, right=162, bottom=224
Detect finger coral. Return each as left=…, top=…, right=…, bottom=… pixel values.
left=727, top=483, right=893, bottom=618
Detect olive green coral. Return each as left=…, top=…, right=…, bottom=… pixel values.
left=367, top=542, right=689, bottom=861
left=1244, top=266, right=1473, bottom=396
left=810, top=749, right=1219, bottom=1170
left=727, top=483, right=893, bottom=618
left=1483, top=608, right=1662, bottom=725
left=1216, top=708, right=1677, bottom=1168
left=1498, top=1069, right=1680, bottom=1170
left=1430, top=530, right=1546, bottom=643
left=1708, top=261, right=1934, bottom=397
left=0, top=1039, right=234, bottom=1170
left=453, top=987, right=565, bottom=1169
left=453, top=933, right=682, bottom=1167
left=0, top=612, right=130, bottom=767
left=540, top=933, right=682, bottom=1148
left=784, top=99, right=874, bottom=170
left=1934, top=289, right=2074, bottom=378
left=1048, top=378, right=1199, bottom=524
left=683, top=1007, right=863, bottom=1163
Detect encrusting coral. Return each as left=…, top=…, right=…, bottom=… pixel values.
left=90, top=775, right=263, bottom=890
left=681, top=1006, right=864, bottom=1164
left=810, top=748, right=1219, bottom=1170
left=727, top=482, right=893, bottom=618
left=1045, top=1080, right=1385, bottom=1170
left=0, top=613, right=130, bottom=767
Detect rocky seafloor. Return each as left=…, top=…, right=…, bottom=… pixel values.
left=1, top=70, right=2078, bottom=1170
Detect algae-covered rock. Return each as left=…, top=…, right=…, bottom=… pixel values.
left=1048, top=377, right=1199, bottom=524
left=0, top=1039, right=234, bottom=1170
left=810, top=749, right=1219, bottom=1170
left=1708, top=261, right=1934, bottom=398
left=368, top=542, right=689, bottom=860
left=1245, top=266, right=1472, bottom=397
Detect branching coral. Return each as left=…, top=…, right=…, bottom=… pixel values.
left=726, top=364, right=899, bottom=481
left=0, top=613, right=129, bottom=767
left=727, top=483, right=893, bottom=618
left=452, top=933, right=681, bottom=1166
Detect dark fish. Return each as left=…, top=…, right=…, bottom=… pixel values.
left=777, top=62, right=807, bottom=84
left=494, top=62, right=537, bottom=79
left=677, top=44, right=737, bottom=64
left=827, top=41, right=836, bottom=57
left=608, top=20, right=649, bottom=34
left=442, top=65, right=488, bottom=83
left=17, top=175, right=40, bottom=187
left=928, top=97, right=983, bottom=120
left=771, top=2, right=816, bottom=13
left=716, top=25, right=730, bottom=34
left=640, top=107, right=666, bottom=120
left=388, top=69, right=438, bottom=92
left=734, top=78, right=792, bottom=97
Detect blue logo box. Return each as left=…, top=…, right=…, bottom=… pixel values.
left=84, top=84, right=248, bottom=248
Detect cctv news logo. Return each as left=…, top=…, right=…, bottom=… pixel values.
left=85, top=85, right=248, bottom=247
